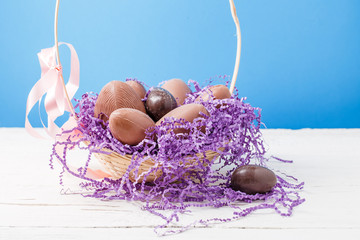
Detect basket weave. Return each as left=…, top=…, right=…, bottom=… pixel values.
left=92, top=146, right=220, bottom=182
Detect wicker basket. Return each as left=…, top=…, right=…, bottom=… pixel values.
left=53, top=0, right=241, bottom=183
left=93, top=147, right=220, bottom=182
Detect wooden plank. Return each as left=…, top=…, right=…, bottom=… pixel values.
left=1, top=228, right=359, bottom=240
left=1, top=128, right=359, bottom=238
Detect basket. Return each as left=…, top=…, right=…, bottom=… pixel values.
left=25, top=2, right=306, bottom=234
left=33, top=0, right=242, bottom=183
left=93, top=146, right=221, bottom=182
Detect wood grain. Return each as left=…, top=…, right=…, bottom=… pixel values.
left=1, top=128, right=359, bottom=239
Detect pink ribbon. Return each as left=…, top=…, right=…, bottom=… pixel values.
left=26, top=43, right=111, bottom=180
left=25, top=42, right=80, bottom=139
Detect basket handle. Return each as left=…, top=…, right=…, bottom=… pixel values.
left=228, top=0, right=241, bottom=95
left=54, top=0, right=76, bottom=117
left=53, top=0, right=242, bottom=114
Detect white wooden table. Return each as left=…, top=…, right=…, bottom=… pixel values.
left=1, top=128, right=359, bottom=239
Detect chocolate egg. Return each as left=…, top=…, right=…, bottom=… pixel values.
left=156, top=103, right=208, bottom=134
left=145, top=87, right=178, bottom=122
left=94, top=81, right=146, bottom=122
left=125, top=80, right=147, bottom=99
left=197, top=85, right=231, bottom=101
left=109, top=108, right=155, bottom=145
left=161, top=78, right=192, bottom=105
left=230, top=165, right=277, bottom=194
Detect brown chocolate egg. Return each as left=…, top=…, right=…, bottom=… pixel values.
left=109, top=108, right=155, bottom=145
left=125, top=80, right=147, bottom=99
left=145, top=87, right=178, bottom=122
left=197, top=85, right=231, bottom=101
left=94, top=81, right=146, bottom=122
left=156, top=103, right=208, bottom=134
left=161, top=78, right=192, bottom=105
left=230, top=165, right=277, bottom=194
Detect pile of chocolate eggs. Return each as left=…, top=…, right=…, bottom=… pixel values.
left=94, top=78, right=277, bottom=194
left=94, top=78, right=231, bottom=146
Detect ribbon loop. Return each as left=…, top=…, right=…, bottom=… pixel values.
left=25, top=42, right=80, bottom=139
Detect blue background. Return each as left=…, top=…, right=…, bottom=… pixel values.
left=0, top=0, right=359, bottom=128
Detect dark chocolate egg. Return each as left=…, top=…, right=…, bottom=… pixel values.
left=109, top=108, right=155, bottom=145
left=125, top=80, right=147, bottom=99
left=145, top=87, right=178, bottom=122
left=230, top=165, right=277, bottom=194
left=161, top=78, right=192, bottom=105
left=94, top=81, right=146, bottom=122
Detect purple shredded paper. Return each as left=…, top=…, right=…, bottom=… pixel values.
left=50, top=78, right=304, bottom=235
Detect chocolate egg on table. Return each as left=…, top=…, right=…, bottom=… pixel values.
left=145, top=87, right=178, bottom=122
left=161, top=78, right=192, bottom=105
left=230, top=165, right=277, bottom=194
left=197, top=84, right=231, bottom=101
left=109, top=108, right=155, bottom=145
left=156, top=103, right=209, bottom=134
left=94, top=81, right=146, bottom=122
left=125, top=80, right=147, bottom=99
